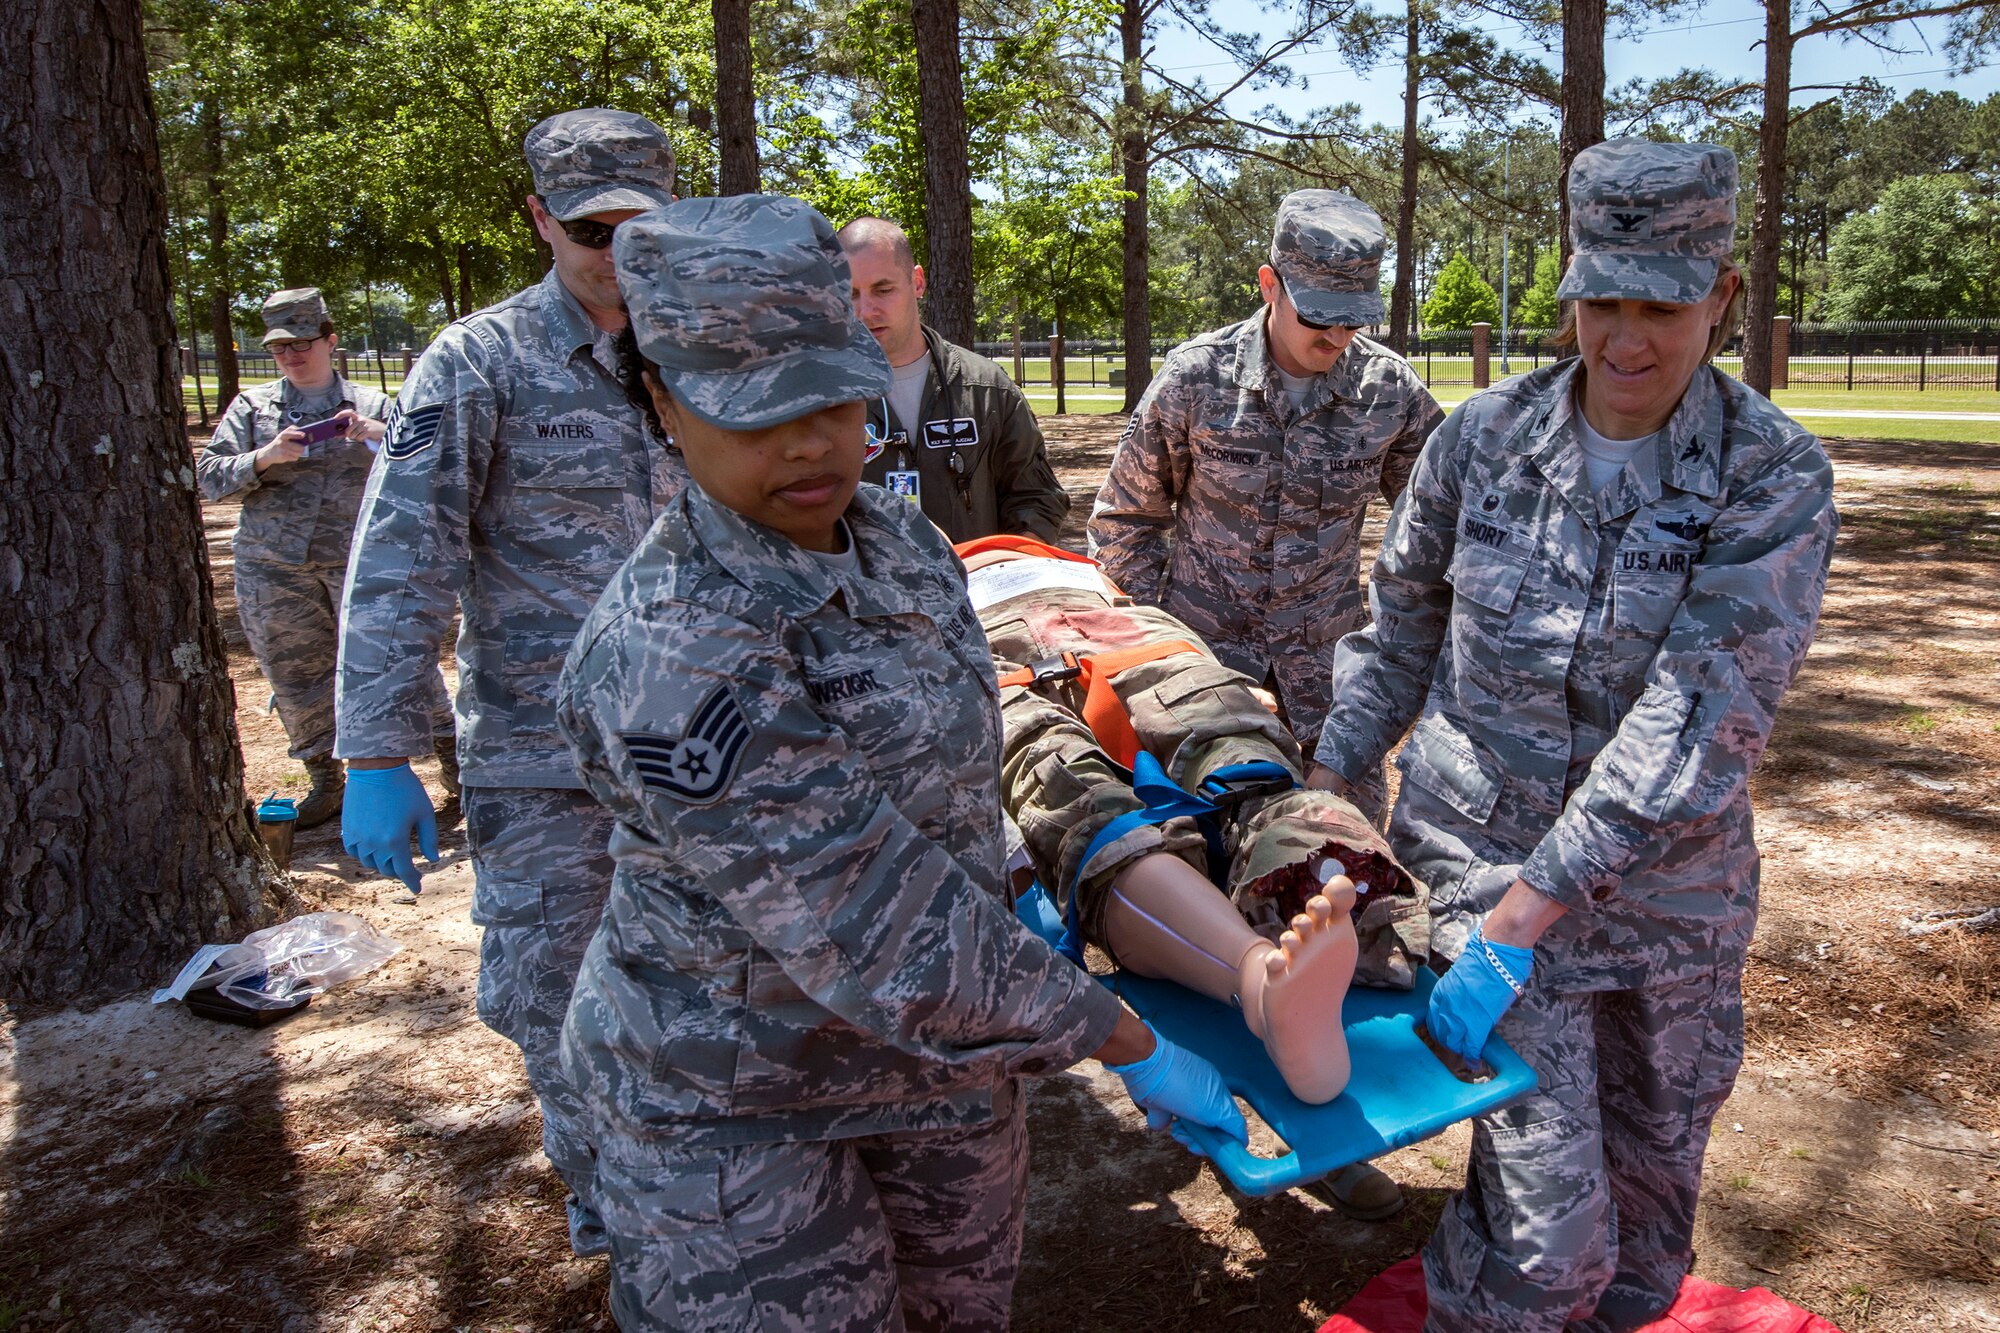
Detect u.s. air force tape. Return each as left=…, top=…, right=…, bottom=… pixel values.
left=384, top=402, right=446, bottom=460
left=620, top=683, right=752, bottom=804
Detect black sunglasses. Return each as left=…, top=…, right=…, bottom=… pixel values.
left=556, top=216, right=619, bottom=250
left=1277, top=274, right=1346, bottom=333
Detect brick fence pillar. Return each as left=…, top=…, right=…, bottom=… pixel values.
left=1471, top=322, right=1491, bottom=389
left=180, top=345, right=195, bottom=375
left=1770, top=315, right=1791, bottom=391
left=400, top=346, right=414, bottom=375
left=337, top=348, right=350, bottom=377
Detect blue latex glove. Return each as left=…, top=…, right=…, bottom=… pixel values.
left=341, top=763, right=438, bottom=894
left=1427, top=926, right=1535, bottom=1062
left=1105, top=1025, right=1250, bottom=1154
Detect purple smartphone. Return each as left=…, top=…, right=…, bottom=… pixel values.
left=294, top=415, right=348, bottom=449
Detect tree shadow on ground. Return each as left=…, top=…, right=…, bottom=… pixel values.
left=1015, top=1069, right=1453, bottom=1331
left=0, top=964, right=609, bottom=1331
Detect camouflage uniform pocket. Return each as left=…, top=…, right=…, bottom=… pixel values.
left=1610, top=536, right=1699, bottom=642
left=1397, top=712, right=1502, bottom=824
left=500, top=630, right=575, bottom=738
left=1448, top=544, right=1527, bottom=615
left=1129, top=660, right=1272, bottom=762
left=598, top=1153, right=761, bottom=1330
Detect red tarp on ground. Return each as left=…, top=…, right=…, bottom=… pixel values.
left=1318, top=1256, right=1845, bottom=1333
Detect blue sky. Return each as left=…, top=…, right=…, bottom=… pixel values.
left=1148, top=2, right=2000, bottom=134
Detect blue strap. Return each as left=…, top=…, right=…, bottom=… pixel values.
left=1056, top=752, right=1218, bottom=964
left=1046, top=756, right=1303, bottom=968
left=1196, top=760, right=1294, bottom=801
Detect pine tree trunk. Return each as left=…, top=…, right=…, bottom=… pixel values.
left=203, top=100, right=239, bottom=407
left=913, top=0, right=975, bottom=346
left=1, top=0, right=286, bottom=1002
left=1741, top=5, right=1793, bottom=395
left=1389, top=6, right=1420, bottom=353
left=1557, top=0, right=1606, bottom=269
left=1119, top=0, right=1152, bottom=410
left=714, top=0, right=761, bottom=195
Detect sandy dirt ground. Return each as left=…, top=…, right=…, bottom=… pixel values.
left=1, top=419, right=1996, bottom=1331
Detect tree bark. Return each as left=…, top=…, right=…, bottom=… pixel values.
left=1557, top=0, right=1606, bottom=270
left=202, top=99, right=238, bottom=407
left=1389, top=5, right=1421, bottom=352
left=713, top=0, right=761, bottom=195
left=1, top=0, right=286, bottom=1002
left=457, top=243, right=474, bottom=323
left=1119, top=0, right=1152, bottom=409
left=912, top=0, right=975, bottom=347
left=1741, top=4, right=1793, bottom=395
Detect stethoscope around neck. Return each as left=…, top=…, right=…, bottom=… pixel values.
left=866, top=334, right=976, bottom=489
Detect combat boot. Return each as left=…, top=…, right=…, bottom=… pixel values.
left=434, top=733, right=463, bottom=829
left=295, top=755, right=346, bottom=830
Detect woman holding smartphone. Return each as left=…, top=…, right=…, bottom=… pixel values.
left=195, top=287, right=452, bottom=827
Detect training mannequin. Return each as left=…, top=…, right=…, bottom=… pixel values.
left=962, top=539, right=1428, bottom=1105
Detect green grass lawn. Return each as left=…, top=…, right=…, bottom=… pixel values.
left=188, top=367, right=2000, bottom=444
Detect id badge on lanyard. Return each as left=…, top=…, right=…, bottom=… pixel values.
left=867, top=402, right=921, bottom=506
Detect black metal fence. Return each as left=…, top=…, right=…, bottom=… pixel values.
left=970, top=340, right=1172, bottom=390
left=1782, top=320, right=2000, bottom=391
left=187, top=319, right=2000, bottom=401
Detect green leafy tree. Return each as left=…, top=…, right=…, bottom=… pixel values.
left=976, top=136, right=1123, bottom=411
left=1421, top=251, right=1499, bottom=329
left=1514, top=249, right=1561, bottom=328
left=1820, top=174, right=1996, bottom=320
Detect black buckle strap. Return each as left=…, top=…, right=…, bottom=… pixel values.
left=1025, top=652, right=1082, bottom=685
left=1198, top=772, right=1295, bottom=809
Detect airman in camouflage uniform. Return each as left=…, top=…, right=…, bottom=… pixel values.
left=197, top=287, right=451, bottom=826
left=1312, top=142, right=1838, bottom=1332
left=559, top=195, right=1245, bottom=1331
left=967, top=542, right=1427, bottom=988
left=1088, top=191, right=1444, bottom=755
left=335, top=109, right=684, bottom=1258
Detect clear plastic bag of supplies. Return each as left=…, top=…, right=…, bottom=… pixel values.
left=152, top=911, right=401, bottom=1011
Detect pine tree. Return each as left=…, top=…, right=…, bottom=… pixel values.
left=1421, top=252, right=1500, bottom=330
left=1515, top=251, right=1562, bottom=329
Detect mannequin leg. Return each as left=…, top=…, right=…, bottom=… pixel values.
left=1103, top=853, right=1360, bottom=1105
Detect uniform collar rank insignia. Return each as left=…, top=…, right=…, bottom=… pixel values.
left=384, top=402, right=446, bottom=461
left=621, top=683, right=752, bottom=805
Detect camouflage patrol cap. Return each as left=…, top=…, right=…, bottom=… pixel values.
left=260, top=287, right=329, bottom=345
left=1558, top=140, right=1738, bottom=304
left=616, top=194, right=893, bottom=431
left=1269, top=190, right=1387, bottom=327
left=525, top=108, right=676, bottom=221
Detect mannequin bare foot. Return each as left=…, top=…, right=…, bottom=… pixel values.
left=1238, top=885, right=1359, bottom=1104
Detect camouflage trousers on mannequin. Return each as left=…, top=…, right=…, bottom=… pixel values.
left=597, top=1080, right=1028, bottom=1332
left=1422, top=965, right=1746, bottom=1332
left=994, top=630, right=1426, bottom=989
left=465, top=786, right=617, bottom=1256
left=236, top=556, right=451, bottom=761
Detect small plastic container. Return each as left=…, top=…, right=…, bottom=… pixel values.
left=256, top=793, right=298, bottom=867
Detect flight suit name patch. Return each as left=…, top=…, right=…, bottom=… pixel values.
left=923, top=418, right=979, bottom=448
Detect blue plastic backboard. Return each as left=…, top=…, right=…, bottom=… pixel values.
left=1105, top=965, right=1538, bottom=1198
left=1015, top=883, right=1537, bottom=1198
